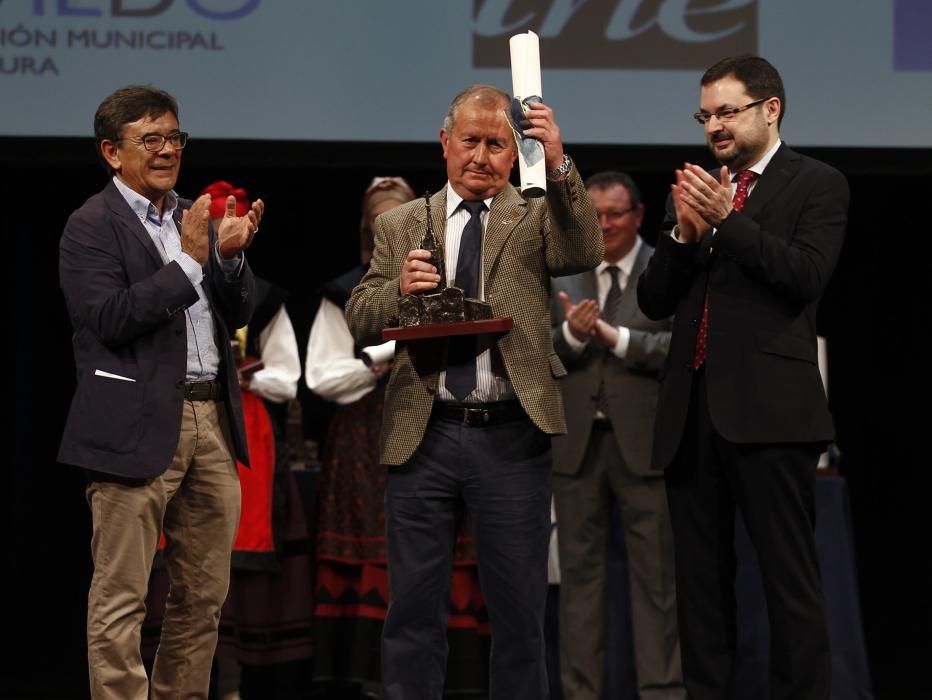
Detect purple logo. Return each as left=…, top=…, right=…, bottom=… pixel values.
left=894, top=0, right=931, bottom=71
left=31, top=0, right=260, bottom=20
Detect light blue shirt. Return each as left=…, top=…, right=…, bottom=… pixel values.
left=113, top=176, right=241, bottom=381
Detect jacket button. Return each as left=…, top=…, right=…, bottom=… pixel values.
left=691, top=318, right=698, bottom=325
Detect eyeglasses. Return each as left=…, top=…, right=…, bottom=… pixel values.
left=597, top=207, right=635, bottom=221
left=116, top=131, right=189, bottom=152
left=693, top=98, right=768, bottom=125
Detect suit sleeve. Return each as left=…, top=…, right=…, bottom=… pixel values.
left=713, top=166, right=849, bottom=304
left=625, top=327, right=672, bottom=373
left=59, top=204, right=199, bottom=348
left=542, top=168, right=604, bottom=277
left=205, top=227, right=255, bottom=332
left=345, top=214, right=401, bottom=348
left=637, top=198, right=701, bottom=321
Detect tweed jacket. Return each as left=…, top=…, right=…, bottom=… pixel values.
left=345, top=168, right=603, bottom=465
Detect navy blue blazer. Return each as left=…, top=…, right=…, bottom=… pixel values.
left=58, top=180, right=255, bottom=478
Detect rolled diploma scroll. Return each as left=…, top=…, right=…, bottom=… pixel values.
left=361, top=340, right=395, bottom=367
left=509, top=30, right=546, bottom=197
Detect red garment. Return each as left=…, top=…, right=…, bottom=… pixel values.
left=232, top=390, right=276, bottom=554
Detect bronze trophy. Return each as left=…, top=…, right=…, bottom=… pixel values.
left=385, top=192, right=511, bottom=341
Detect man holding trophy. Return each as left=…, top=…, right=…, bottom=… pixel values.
left=346, top=70, right=602, bottom=699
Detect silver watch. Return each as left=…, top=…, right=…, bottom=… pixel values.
left=546, top=153, right=573, bottom=181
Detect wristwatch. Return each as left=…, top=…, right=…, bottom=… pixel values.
left=546, top=153, right=573, bottom=181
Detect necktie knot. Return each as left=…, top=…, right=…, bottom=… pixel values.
left=460, top=200, right=486, bottom=218
left=605, top=265, right=620, bottom=285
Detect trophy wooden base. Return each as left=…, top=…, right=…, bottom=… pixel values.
left=382, top=317, right=513, bottom=341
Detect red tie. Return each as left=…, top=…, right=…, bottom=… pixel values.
left=692, top=170, right=757, bottom=369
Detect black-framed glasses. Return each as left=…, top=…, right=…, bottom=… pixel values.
left=693, top=98, right=768, bottom=125
left=116, top=131, right=189, bottom=152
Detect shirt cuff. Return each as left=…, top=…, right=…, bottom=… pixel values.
left=214, top=241, right=244, bottom=279
left=612, top=326, right=630, bottom=357
left=176, top=252, right=204, bottom=286
left=670, top=225, right=688, bottom=243
left=562, top=321, right=589, bottom=352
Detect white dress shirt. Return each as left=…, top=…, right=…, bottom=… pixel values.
left=561, top=237, right=643, bottom=358
left=435, top=183, right=517, bottom=404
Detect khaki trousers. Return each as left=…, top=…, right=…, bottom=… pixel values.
left=86, top=399, right=241, bottom=700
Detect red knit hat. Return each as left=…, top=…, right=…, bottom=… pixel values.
left=200, top=180, right=250, bottom=219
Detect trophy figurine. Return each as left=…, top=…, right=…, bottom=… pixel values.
left=396, top=192, right=494, bottom=327
left=386, top=192, right=511, bottom=341
left=420, top=191, right=446, bottom=289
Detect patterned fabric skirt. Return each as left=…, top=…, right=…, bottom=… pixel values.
left=313, top=382, right=490, bottom=696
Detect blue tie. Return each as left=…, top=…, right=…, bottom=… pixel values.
left=445, top=200, right=485, bottom=401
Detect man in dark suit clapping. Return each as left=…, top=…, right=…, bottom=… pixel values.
left=58, top=85, right=263, bottom=700
left=638, top=55, right=849, bottom=700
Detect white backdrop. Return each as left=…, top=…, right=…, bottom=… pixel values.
left=2, top=1, right=930, bottom=146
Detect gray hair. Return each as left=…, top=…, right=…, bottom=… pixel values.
left=443, top=84, right=511, bottom=132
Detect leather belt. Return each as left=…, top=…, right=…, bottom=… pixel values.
left=432, top=400, right=526, bottom=427
left=183, top=380, right=221, bottom=401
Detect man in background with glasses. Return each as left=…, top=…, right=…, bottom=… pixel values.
left=638, top=55, right=849, bottom=700
left=550, top=171, right=683, bottom=700
left=58, top=85, right=263, bottom=699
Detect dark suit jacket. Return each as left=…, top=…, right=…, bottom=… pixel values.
left=58, top=180, right=255, bottom=479
left=638, top=144, right=849, bottom=470
left=346, top=170, right=603, bottom=466
left=551, top=241, right=673, bottom=476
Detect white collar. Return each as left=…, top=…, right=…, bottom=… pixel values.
left=735, top=138, right=782, bottom=180
left=445, top=183, right=494, bottom=218
left=597, top=236, right=642, bottom=279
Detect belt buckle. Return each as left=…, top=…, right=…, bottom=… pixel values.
left=463, top=407, right=489, bottom=426
left=185, top=381, right=216, bottom=401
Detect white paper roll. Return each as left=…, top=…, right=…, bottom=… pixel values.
left=509, top=30, right=546, bottom=197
